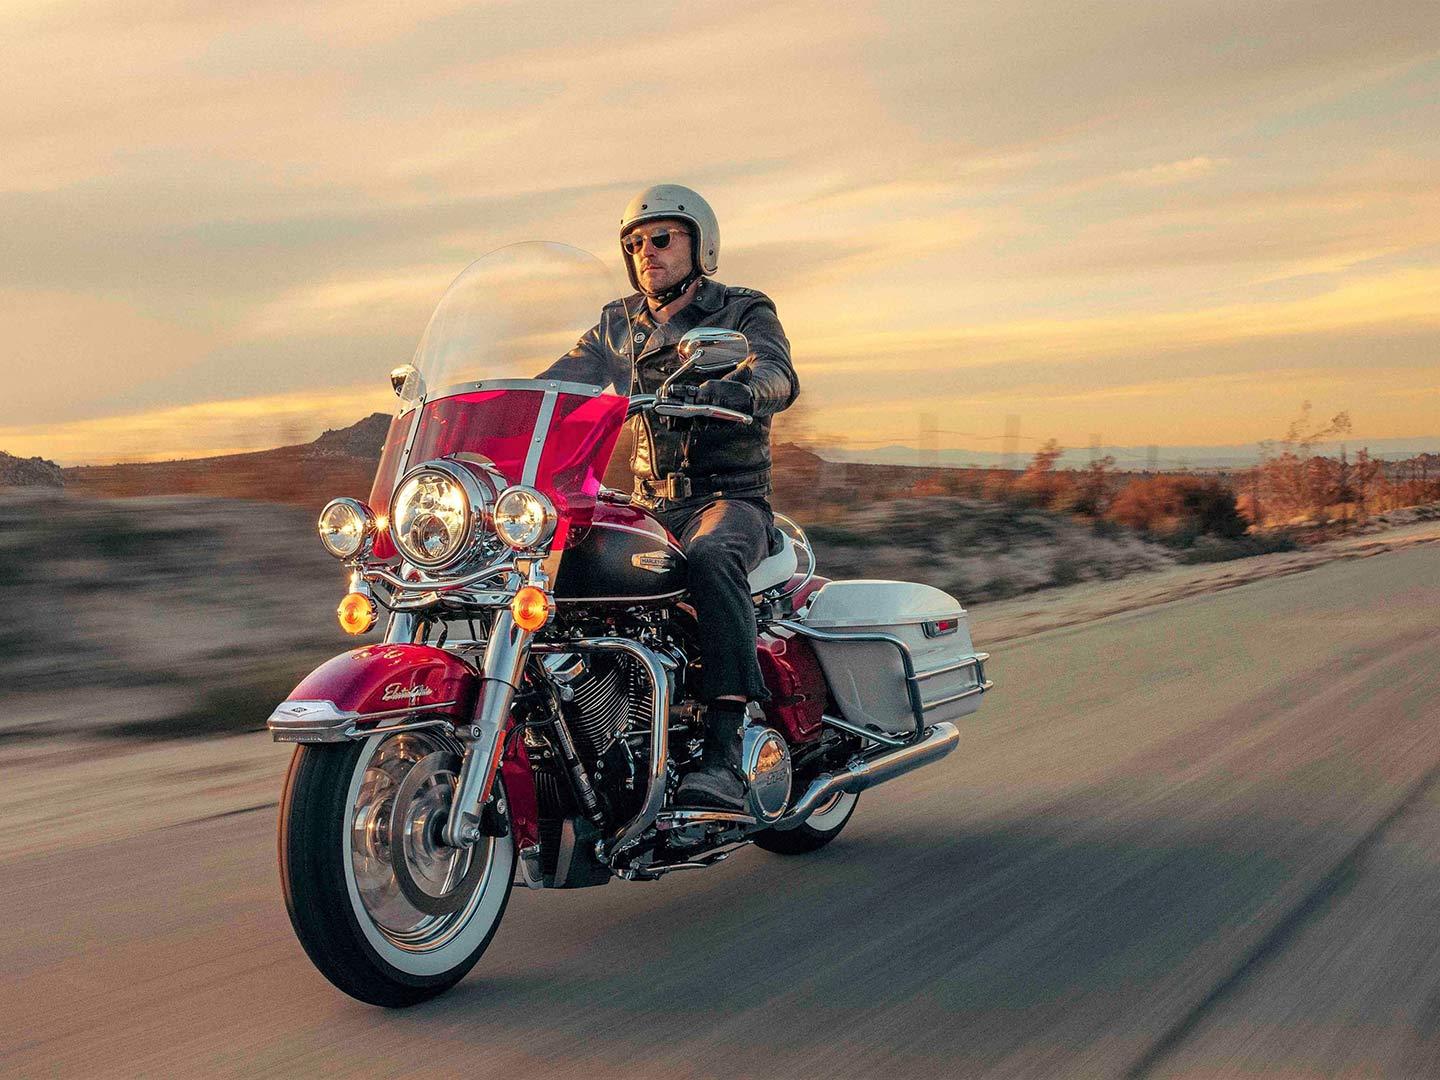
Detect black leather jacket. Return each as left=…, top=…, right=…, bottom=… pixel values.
left=543, top=278, right=797, bottom=510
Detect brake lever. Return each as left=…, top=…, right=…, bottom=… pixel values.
left=651, top=402, right=754, bottom=426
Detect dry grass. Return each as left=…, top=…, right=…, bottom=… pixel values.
left=803, top=497, right=1176, bottom=603
left=0, top=492, right=364, bottom=742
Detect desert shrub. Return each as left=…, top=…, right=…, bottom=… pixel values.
left=1013, top=440, right=1066, bottom=509
left=1049, top=556, right=1083, bottom=586
left=804, top=524, right=867, bottom=548
left=1174, top=530, right=1300, bottom=564
left=1107, top=475, right=1246, bottom=543
left=942, top=576, right=975, bottom=601
left=983, top=575, right=1020, bottom=600
left=1063, top=455, right=1117, bottom=517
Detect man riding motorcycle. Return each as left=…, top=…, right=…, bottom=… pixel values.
left=543, top=183, right=799, bottom=809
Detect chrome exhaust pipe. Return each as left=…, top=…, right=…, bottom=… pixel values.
left=771, top=720, right=960, bottom=830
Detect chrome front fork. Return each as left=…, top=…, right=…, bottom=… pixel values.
left=442, top=608, right=531, bottom=848
left=384, top=611, right=421, bottom=644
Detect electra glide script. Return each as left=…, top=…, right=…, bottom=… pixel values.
left=269, top=243, right=994, bottom=1006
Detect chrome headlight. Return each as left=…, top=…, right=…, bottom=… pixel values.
left=389, top=460, right=493, bottom=570
left=493, top=486, right=557, bottom=551
left=317, top=498, right=375, bottom=559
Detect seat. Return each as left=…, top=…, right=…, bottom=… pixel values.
left=747, top=527, right=799, bottom=595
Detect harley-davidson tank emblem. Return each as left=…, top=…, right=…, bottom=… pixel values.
left=381, top=683, right=435, bottom=703
left=631, top=550, right=677, bottom=573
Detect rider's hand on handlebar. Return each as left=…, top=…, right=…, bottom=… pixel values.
left=659, top=383, right=701, bottom=407
left=693, top=379, right=754, bottom=417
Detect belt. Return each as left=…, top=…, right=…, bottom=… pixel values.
left=634, top=467, right=771, bottom=502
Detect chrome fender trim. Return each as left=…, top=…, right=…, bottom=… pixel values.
left=771, top=721, right=960, bottom=830
left=267, top=699, right=458, bottom=744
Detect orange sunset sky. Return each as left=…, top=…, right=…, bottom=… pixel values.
left=4, top=1, right=1438, bottom=465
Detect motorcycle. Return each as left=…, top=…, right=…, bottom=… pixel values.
left=268, top=242, right=993, bottom=1007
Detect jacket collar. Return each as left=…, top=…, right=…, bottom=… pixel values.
left=624, top=277, right=725, bottom=322
left=693, top=276, right=726, bottom=313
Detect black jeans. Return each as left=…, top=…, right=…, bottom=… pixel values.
left=653, top=497, right=773, bottom=702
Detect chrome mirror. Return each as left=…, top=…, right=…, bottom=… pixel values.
left=677, top=327, right=749, bottom=374
left=390, top=364, right=419, bottom=398
left=661, top=328, right=750, bottom=399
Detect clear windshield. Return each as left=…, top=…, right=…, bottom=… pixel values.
left=367, top=242, right=631, bottom=557
left=400, top=242, right=623, bottom=403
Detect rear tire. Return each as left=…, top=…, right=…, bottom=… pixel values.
left=278, top=731, right=514, bottom=1008
left=754, top=790, right=859, bottom=854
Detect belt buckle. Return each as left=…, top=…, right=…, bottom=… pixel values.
left=663, top=473, right=691, bottom=500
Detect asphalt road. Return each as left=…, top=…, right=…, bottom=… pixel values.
left=4, top=544, right=1440, bottom=1078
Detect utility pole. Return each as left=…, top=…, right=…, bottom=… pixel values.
left=1252, top=457, right=1262, bottom=528
left=918, top=413, right=938, bottom=469
left=1339, top=443, right=1350, bottom=525
left=1357, top=446, right=1368, bottom=520
left=1089, top=434, right=1102, bottom=466
left=1146, top=445, right=1159, bottom=473
left=1001, top=414, right=1021, bottom=473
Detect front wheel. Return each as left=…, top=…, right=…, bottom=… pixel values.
left=754, top=790, right=859, bottom=854
left=278, top=730, right=514, bottom=1007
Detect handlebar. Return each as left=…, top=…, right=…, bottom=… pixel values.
left=625, top=394, right=753, bottom=426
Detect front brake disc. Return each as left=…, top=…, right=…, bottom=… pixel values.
left=388, top=751, right=486, bottom=916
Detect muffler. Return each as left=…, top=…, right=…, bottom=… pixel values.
left=771, top=720, right=960, bottom=830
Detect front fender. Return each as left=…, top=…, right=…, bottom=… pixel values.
left=267, top=643, right=479, bottom=744
left=268, top=642, right=543, bottom=852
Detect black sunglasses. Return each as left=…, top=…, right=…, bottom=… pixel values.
left=622, top=227, right=688, bottom=255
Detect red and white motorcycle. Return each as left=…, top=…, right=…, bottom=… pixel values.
left=269, top=243, right=992, bottom=1006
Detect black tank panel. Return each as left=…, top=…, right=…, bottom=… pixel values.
left=553, top=521, right=688, bottom=601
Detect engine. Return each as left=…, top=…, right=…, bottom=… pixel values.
left=529, top=642, right=690, bottom=884
left=541, top=651, right=661, bottom=758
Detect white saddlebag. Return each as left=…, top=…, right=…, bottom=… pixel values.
left=797, top=580, right=989, bottom=736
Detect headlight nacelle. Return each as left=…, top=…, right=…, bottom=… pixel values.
left=493, top=486, right=557, bottom=551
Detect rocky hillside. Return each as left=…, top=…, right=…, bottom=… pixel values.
left=308, top=412, right=392, bottom=457
left=61, top=414, right=393, bottom=507
left=0, top=451, right=64, bottom=488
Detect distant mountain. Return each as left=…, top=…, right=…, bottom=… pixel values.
left=57, top=414, right=835, bottom=510
left=817, top=435, right=1440, bottom=471
left=61, top=414, right=392, bottom=506
left=0, top=450, right=64, bottom=488
left=309, top=413, right=392, bottom=458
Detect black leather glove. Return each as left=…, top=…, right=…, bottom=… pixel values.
left=660, top=382, right=701, bottom=406
left=693, top=378, right=754, bottom=415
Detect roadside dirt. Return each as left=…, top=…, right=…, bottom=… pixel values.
left=971, top=514, right=1440, bottom=647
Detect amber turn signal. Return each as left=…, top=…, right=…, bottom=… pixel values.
left=337, top=591, right=378, bottom=635
left=510, top=585, right=552, bottom=632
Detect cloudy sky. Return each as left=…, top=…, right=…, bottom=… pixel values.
left=5, top=0, right=1438, bottom=464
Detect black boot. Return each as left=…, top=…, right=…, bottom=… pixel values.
left=675, top=703, right=747, bottom=811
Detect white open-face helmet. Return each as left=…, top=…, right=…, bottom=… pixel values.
left=619, top=184, right=719, bottom=292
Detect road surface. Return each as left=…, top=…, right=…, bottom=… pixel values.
left=4, top=544, right=1439, bottom=1077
